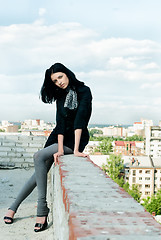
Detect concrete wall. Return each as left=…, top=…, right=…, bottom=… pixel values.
left=52, top=154, right=161, bottom=240
left=0, top=134, right=47, bottom=168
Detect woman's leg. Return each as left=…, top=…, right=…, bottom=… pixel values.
left=5, top=143, right=72, bottom=222
left=33, top=143, right=72, bottom=216
left=9, top=146, right=53, bottom=213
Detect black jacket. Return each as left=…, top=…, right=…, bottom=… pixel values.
left=44, top=85, right=92, bottom=152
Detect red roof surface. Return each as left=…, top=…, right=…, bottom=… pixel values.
left=115, top=141, right=125, bottom=146
left=115, top=141, right=136, bottom=146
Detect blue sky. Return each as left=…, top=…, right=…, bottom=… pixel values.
left=0, top=0, right=161, bottom=124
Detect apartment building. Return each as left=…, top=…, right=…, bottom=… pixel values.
left=114, top=141, right=144, bottom=156
left=0, top=121, right=19, bottom=132
left=124, top=156, right=161, bottom=199
left=145, top=126, right=161, bottom=157
left=102, top=126, right=125, bottom=137
left=126, top=119, right=153, bottom=137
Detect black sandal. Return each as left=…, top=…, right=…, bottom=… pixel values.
left=34, top=217, right=48, bottom=232
left=4, top=216, right=13, bottom=224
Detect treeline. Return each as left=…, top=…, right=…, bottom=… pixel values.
left=89, top=129, right=144, bottom=142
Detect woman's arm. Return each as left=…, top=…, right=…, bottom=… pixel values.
left=54, top=134, right=64, bottom=165
left=73, top=86, right=92, bottom=159
left=74, top=86, right=92, bottom=131
left=74, top=129, right=82, bottom=154
left=74, top=129, right=89, bottom=158
left=58, top=134, right=64, bottom=153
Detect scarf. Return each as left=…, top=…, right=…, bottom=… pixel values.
left=64, top=88, right=78, bottom=110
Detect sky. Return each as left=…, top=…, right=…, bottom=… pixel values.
left=0, top=0, right=161, bottom=125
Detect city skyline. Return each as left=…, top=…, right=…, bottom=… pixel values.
left=0, top=117, right=159, bottom=128
left=0, top=1, right=161, bottom=124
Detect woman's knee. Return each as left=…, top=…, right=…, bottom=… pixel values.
left=33, top=150, right=42, bottom=164
left=34, top=148, right=53, bottom=164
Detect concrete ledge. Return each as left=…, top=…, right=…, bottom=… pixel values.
left=53, top=154, right=161, bottom=240
left=53, top=161, right=69, bottom=240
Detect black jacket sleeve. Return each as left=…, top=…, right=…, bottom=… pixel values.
left=74, top=86, right=92, bottom=130
left=54, top=99, right=66, bottom=135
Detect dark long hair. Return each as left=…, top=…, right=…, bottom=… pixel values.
left=40, top=63, right=84, bottom=103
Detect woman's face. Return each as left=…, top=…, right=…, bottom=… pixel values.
left=51, top=72, right=69, bottom=89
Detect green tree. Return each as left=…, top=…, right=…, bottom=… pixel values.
left=128, top=185, right=141, bottom=202
left=95, top=139, right=113, bottom=154
left=89, top=129, right=103, bottom=138
left=125, top=135, right=144, bottom=141
left=102, top=154, right=124, bottom=179
left=102, top=154, right=141, bottom=202
left=142, top=189, right=161, bottom=215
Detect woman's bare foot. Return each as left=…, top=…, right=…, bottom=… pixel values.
left=4, top=209, right=15, bottom=224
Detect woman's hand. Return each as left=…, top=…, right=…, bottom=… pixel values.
left=53, top=151, right=64, bottom=166
left=74, top=150, right=90, bottom=160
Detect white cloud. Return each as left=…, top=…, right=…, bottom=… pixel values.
left=141, top=62, right=160, bottom=70
left=88, top=38, right=161, bottom=58
left=0, top=93, right=56, bottom=122
left=38, top=8, right=47, bottom=17
left=108, top=57, right=136, bottom=69
left=0, top=73, right=42, bottom=94
left=153, top=98, right=161, bottom=106
left=0, top=21, right=161, bottom=124
left=140, top=82, right=161, bottom=89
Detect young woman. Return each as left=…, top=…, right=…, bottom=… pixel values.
left=3, top=63, right=92, bottom=232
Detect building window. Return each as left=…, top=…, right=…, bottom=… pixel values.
left=133, top=170, right=136, bottom=176
left=145, top=170, right=150, bottom=174
left=139, top=170, right=142, bottom=173
left=132, top=177, right=136, bottom=183
left=139, top=177, right=142, bottom=180
left=139, top=184, right=142, bottom=188
left=145, top=192, right=150, bottom=195
left=145, top=177, right=150, bottom=180
left=145, top=184, right=150, bottom=188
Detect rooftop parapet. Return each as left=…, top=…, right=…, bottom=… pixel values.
left=52, top=155, right=161, bottom=240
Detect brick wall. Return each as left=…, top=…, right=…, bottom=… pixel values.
left=0, top=134, right=47, bottom=168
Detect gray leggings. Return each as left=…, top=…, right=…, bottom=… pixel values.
left=9, top=143, right=73, bottom=216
